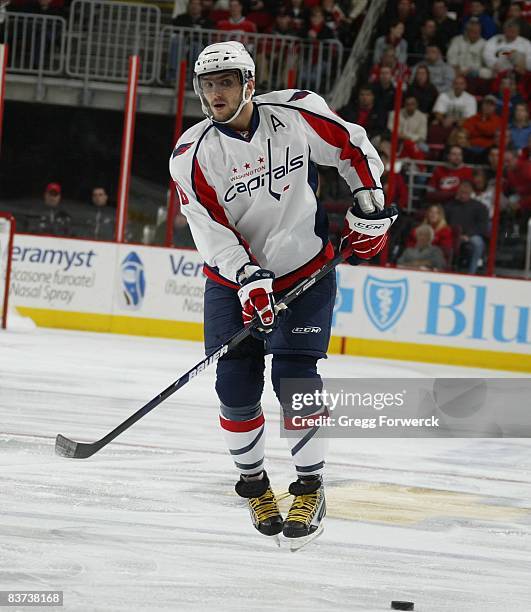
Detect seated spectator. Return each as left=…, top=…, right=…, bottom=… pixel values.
left=216, top=0, right=257, bottom=35
left=370, top=65, right=396, bottom=118
left=395, top=0, right=422, bottom=49
left=425, top=203, right=454, bottom=261
left=431, top=0, right=459, bottom=54
left=30, top=182, right=71, bottom=237
left=505, top=149, right=531, bottom=225
left=154, top=212, right=196, bottom=248
left=340, top=86, right=387, bottom=139
left=169, top=0, right=214, bottom=80
left=397, top=224, right=447, bottom=270
left=286, top=0, right=309, bottom=37
left=85, top=186, right=115, bottom=241
left=444, top=180, right=489, bottom=274
left=448, top=126, right=471, bottom=148
left=208, top=0, right=230, bottom=23
left=321, top=0, right=348, bottom=38
left=269, top=8, right=297, bottom=36
left=462, top=95, right=502, bottom=157
left=173, top=0, right=214, bottom=28
left=405, top=203, right=454, bottom=263
left=447, top=17, right=493, bottom=79
left=471, top=167, right=506, bottom=221
left=307, top=6, right=336, bottom=41
left=380, top=151, right=409, bottom=209
left=388, top=96, right=428, bottom=144
left=427, top=145, right=474, bottom=203
left=412, top=45, right=455, bottom=93
left=246, top=0, right=275, bottom=32
left=378, top=137, right=427, bottom=174
left=462, top=0, right=498, bottom=40
left=408, top=18, right=438, bottom=63
left=483, top=18, right=531, bottom=75
left=405, top=64, right=439, bottom=114
left=201, top=0, right=220, bottom=21
left=505, top=0, right=531, bottom=40
left=447, top=126, right=475, bottom=161
left=373, top=20, right=408, bottom=66
left=486, top=144, right=500, bottom=179
left=433, top=75, right=478, bottom=129
left=511, top=103, right=531, bottom=151
left=369, top=46, right=410, bottom=89
left=493, top=73, right=526, bottom=120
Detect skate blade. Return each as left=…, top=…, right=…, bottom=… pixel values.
left=287, top=524, right=324, bottom=553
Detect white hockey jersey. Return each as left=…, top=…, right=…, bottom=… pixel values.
left=169, top=89, right=383, bottom=290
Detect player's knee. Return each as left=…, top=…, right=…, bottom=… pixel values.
left=216, top=355, right=264, bottom=409
left=271, top=354, right=320, bottom=401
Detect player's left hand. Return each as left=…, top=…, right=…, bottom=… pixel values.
left=237, top=266, right=277, bottom=333
left=355, top=188, right=385, bottom=214
left=340, top=199, right=398, bottom=264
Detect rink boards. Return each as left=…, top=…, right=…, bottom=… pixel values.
left=5, top=234, right=531, bottom=372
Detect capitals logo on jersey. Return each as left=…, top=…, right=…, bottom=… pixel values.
left=224, top=138, right=304, bottom=203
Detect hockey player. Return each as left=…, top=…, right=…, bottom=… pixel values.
left=169, top=41, right=397, bottom=545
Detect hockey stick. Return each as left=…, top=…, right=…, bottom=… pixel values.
left=55, top=254, right=344, bottom=459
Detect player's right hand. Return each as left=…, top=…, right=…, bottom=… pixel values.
left=237, top=265, right=276, bottom=332
left=340, top=201, right=398, bottom=263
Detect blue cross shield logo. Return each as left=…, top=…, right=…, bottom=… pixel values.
left=120, top=252, right=146, bottom=310
left=363, top=275, right=408, bottom=332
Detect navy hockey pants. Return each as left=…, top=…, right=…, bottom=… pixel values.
left=203, top=272, right=336, bottom=420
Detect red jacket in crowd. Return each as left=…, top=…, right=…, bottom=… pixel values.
left=507, top=159, right=531, bottom=211
left=427, top=165, right=474, bottom=202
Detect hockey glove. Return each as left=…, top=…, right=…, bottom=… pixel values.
left=340, top=196, right=399, bottom=263
left=237, top=265, right=277, bottom=333
left=355, top=188, right=386, bottom=214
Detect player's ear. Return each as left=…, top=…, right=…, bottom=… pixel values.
left=246, top=78, right=255, bottom=97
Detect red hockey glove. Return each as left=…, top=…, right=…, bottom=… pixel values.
left=340, top=193, right=398, bottom=262
left=237, top=265, right=276, bottom=332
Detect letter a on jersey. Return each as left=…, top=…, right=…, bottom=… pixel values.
left=269, top=113, right=286, bottom=133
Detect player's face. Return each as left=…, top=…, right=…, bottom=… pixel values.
left=199, top=71, right=243, bottom=122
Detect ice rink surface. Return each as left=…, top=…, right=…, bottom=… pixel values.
left=1, top=327, right=530, bottom=612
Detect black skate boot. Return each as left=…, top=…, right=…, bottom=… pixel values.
left=235, top=471, right=283, bottom=538
left=283, top=475, right=326, bottom=549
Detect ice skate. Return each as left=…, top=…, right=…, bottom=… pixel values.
left=283, top=476, right=326, bottom=551
left=235, top=472, right=283, bottom=542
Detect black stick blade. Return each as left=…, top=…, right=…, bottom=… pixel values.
left=55, top=434, right=97, bottom=459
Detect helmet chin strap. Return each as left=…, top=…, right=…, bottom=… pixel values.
left=207, top=82, right=253, bottom=126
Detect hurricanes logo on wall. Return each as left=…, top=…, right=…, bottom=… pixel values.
left=363, top=275, right=408, bottom=332
left=120, top=252, right=146, bottom=310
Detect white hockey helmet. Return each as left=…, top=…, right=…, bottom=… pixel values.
left=193, top=41, right=255, bottom=124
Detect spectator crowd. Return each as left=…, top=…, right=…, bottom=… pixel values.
left=2, top=0, right=531, bottom=274
left=338, top=0, right=531, bottom=274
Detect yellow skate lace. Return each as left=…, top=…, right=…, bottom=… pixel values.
left=286, top=491, right=320, bottom=525
left=249, top=487, right=281, bottom=522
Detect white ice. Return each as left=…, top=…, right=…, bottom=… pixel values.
left=1, top=327, right=530, bottom=612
